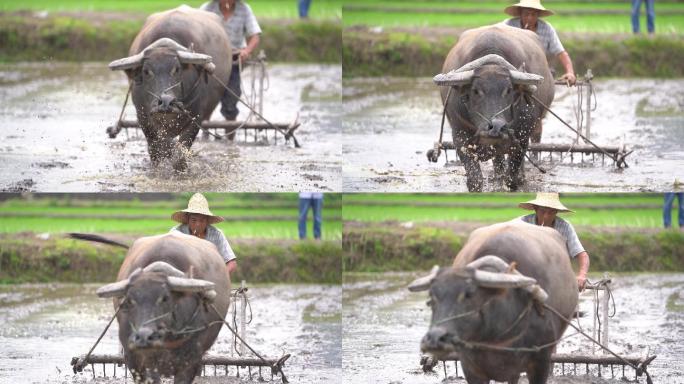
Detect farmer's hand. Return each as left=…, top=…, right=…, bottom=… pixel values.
left=239, top=49, right=251, bottom=64
left=560, top=72, right=576, bottom=86
left=576, top=273, right=587, bottom=292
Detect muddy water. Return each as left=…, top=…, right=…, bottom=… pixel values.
left=0, top=62, right=341, bottom=192
left=0, top=283, right=341, bottom=383
left=343, top=272, right=684, bottom=384
left=343, top=78, right=684, bottom=192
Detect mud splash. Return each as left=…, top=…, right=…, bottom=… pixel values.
left=343, top=272, right=684, bottom=383
left=342, top=78, right=684, bottom=192
left=0, top=283, right=341, bottom=383
left=0, top=62, right=341, bottom=192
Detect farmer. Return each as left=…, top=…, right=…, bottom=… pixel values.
left=171, top=193, right=237, bottom=279
left=502, top=0, right=576, bottom=143
left=200, top=0, right=262, bottom=137
left=517, top=193, right=590, bottom=291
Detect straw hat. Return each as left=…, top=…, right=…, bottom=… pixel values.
left=505, top=0, right=554, bottom=17
left=518, top=193, right=573, bottom=213
left=172, top=193, right=224, bottom=224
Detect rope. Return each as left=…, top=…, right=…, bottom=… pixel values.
left=529, top=93, right=629, bottom=168
left=71, top=299, right=125, bottom=373
left=210, top=72, right=300, bottom=148
left=231, top=287, right=253, bottom=356
left=209, top=303, right=289, bottom=383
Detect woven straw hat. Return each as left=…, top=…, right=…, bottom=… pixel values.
left=518, top=193, right=573, bottom=213
left=172, top=193, right=224, bottom=224
left=505, top=0, right=554, bottom=17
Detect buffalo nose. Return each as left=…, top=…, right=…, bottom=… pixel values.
left=488, top=118, right=506, bottom=137
left=130, top=327, right=162, bottom=349
left=157, top=93, right=176, bottom=112
left=421, top=327, right=449, bottom=351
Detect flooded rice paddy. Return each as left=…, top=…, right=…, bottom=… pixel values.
left=0, top=283, right=341, bottom=383
left=343, top=78, right=684, bottom=192
left=343, top=272, right=684, bottom=383
left=0, top=62, right=341, bottom=192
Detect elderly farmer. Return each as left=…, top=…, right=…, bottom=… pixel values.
left=518, top=193, right=590, bottom=291
left=171, top=193, right=237, bottom=279
left=201, top=0, right=262, bottom=138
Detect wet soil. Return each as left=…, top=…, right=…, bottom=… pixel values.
left=342, top=78, right=684, bottom=192
left=0, top=283, right=341, bottom=383
left=0, top=62, right=341, bottom=192
left=342, top=272, right=684, bottom=383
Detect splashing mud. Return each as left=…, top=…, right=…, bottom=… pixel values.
left=0, top=62, right=341, bottom=192
left=342, top=78, right=684, bottom=192
left=0, top=283, right=341, bottom=383
left=343, top=272, right=684, bottom=383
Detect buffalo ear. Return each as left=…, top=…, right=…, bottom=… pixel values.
left=125, top=68, right=142, bottom=84
left=408, top=265, right=440, bottom=292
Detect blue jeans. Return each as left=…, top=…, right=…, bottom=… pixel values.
left=298, top=0, right=312, bottom=18
left=299, top=197, right=322, bottom=239
left=631, top=0, right=655, bottom=34
left=664, top=193, right=684, bottom=228
left=220, top=62, right=241, bottom=120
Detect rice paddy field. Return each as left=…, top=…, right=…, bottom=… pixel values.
left=342, top=193, right=673, bottom=228
left=342, top=0, right=684, bottom=34
left=0, top=0, right=343, bottom=20
left=0, top=193, right=343, bottom=239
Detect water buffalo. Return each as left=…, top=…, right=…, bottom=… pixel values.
left=109, top=6, right=232, bottom=170
left=434, top=24, right=555, bottom=191
left=409, top=221, right=577, bottom=384
left=96, top=232, right=230, bottom=384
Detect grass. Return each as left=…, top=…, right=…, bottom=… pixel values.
left=0, top=0, right=343, bottom=20
left=341, top=1, right=684, bottom=34
left=0, top=194, right=342, bottom=240
left=342, top=193, right=669, bottom=228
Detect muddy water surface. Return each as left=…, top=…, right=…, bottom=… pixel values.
left=0, top=62, right=341, bottom=192
left=343, top=78, right=684, bottom=192
left=343, top=272, right=684, bottom=383
left=0, top=283, right=341, bottom=383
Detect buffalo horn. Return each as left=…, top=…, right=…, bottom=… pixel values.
left=177, top=51, right=213, bottom=65
left=408, top=265, right=440, bottom=292
left=453, top=54, right=517, bottom=73
left=466, top=255, right=510, bottom=272
left=472, top=268, right=537, bottom=288
left=143, top=261, right=185, bottom=277
left=510, top=70, right=544, bottom=85
left=167, top=276, right=215, bottom=292
left=433, top=70, right=474, bottom=86
left=96, top=279, right=130, bottom=298
left=201, top=289, right=217, bottom=302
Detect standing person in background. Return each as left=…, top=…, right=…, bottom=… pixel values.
left=631, top=0, right=656, bottom=35
left=298, top=0, right=312, bottom=19
left=299, top=192, right=323, bottom=240
left=201, top=0, right=262, bottom=139
left=663, top=192, right=683, bottom=229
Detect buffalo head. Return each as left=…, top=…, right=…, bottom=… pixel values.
left=435, top=54, right=543, bottom=144
left=97, top=261, right=217, bottom=351
left=109, top=38, right=215, bottom=121
left=408, top=256, right=547, bottom=359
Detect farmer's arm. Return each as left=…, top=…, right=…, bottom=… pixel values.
left=574, top=251, right=590, bottom=291
left=557, top=51, right=576, bottom=86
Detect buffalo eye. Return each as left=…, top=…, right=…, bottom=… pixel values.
left=464, top=285, right=476, bottom=299
left=426, top=299, right=433, bottom=307
left=170, top=65, right=179, bottom=76
left=472, top=88, right=482, bottom=97
left=143, top=68, right=154, bottom=78
left=503, top=86, right=512, bottom=96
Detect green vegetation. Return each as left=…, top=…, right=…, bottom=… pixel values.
left=343, top=223, right=684, bottom=273
left=343, top=29, right=684, bottom=78
left=0, top=1, right=343, bottom=20
left=0, top=194, right=342, bottom=240
left=0, top=14, right=341, bottom=63
left=342, top=1, right=684, bottom=34
left=343, top=193, right=669, bottom=228
left=0, top=235, right=341, bottom=284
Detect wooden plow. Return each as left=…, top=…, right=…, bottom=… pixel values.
left=71, top=281, right=291, bottom=382
left=106, top=50, right=301, bottom=147
left=419, top=274, right=657, bottom=383
left=427, top=69, right=631, bottom=169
